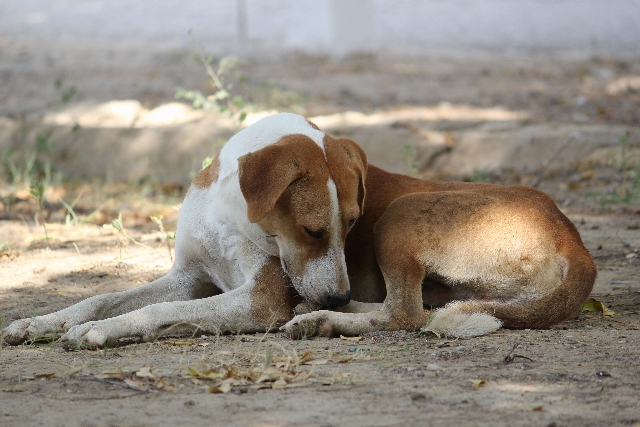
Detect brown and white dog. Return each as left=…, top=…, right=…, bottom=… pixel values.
left=3, top=113, right=596, bottom=347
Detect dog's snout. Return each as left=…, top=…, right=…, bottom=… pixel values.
left=324, top=290, right=351, bottom=308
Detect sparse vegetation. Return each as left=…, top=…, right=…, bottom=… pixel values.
left=150, top=215, right=174, bottom=264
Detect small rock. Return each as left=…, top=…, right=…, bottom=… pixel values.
left=184, top=400, right=196, bottom=407
left=427, top=364, right=441, bottom=371
left=410, top=392, right=428, bottom=402
left=456, top=346, right=466, bottom=351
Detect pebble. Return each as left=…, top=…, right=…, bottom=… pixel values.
left=427, top=364, right=441, bottom=371
left=456, top=345, right=466, bottom=351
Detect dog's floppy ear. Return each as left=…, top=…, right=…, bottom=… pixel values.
left=325, top=136, right=368, bottom=214
left=238, top=142, right=303, bottom=223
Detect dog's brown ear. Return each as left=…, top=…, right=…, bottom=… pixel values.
left=238, top=143, right=303, bottom=223
left=324, top=136, right=368, bottom=214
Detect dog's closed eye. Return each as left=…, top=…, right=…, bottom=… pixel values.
left=303, top=227, right=324, bottom=240
left=348, top=218, right=357, bottom=229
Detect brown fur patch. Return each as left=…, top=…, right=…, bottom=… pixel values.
left=306, top=119, right=320, bottom=130
left=238, top=134, right=327, bottom=223
left=249, top=257, right=300, bottom=327
left=192, top=156, right=220, bottom=188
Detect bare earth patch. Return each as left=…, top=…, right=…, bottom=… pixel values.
left=1, top=176, right=639, bottom=427
left=1, top=41, right=640, bottom=426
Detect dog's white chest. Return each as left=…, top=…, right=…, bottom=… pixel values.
left=175, top=185, right=269, bottom=292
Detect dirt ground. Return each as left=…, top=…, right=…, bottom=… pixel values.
left=1, top=40, right=640, bottom=427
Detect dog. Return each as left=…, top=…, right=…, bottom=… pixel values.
left=3, top=113, right=596, bottom=347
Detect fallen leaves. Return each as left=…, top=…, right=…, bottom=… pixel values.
left=93, top=367, right=169, bottom=392
left=160, top=340, right=210, bottom=348
left=339, top=335, right=364, bottom=342
left=471, top=379, right=487, bottom=389
left=581, top=297, right=615, bottom=316
left=24, top=372, right=56, bottom=380
left=187, top=350, right=355, bottom=393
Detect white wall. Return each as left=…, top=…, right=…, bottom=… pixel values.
left=1, top=0, right=639, bottom=55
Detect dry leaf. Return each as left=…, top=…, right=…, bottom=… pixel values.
left=95, top=369, right=125, bottom=380
left=33, top=373, right=55, bottom=380
left=340, top=335, right=364, bottom=342
left=66, top=367, right=82, bottom=376
left=256, top=368, right=284, bottom=383
left=124, top=378, right=148, bottom=391
left=471, top=379, right=487, bottom=389
left=219, top=379, right=233, bottom=393
left=208, top=385, right=224, bottom=394
left=136, top=366, right=157, bottom=380
left=330, top=353, right=352, bottom=363
left=271, top=378, right=288, bottom=389
left=581, top=298, right=615, bottom=316
left=298, top=350, right=314, bottom=365
left=187, top=367, right=223, bottom=381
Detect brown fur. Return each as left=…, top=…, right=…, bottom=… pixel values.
left=249, top=257, right=301, bottom=327
left=192, top=155, right=220, bottom=188
left=345, top=165, right=596, bottom=329
left=284, top=159, right=596, bottom=338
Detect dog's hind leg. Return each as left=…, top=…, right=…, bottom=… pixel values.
left=3, top=267, right=217, bottom=345
left=281, top=228, right=430, bottom=337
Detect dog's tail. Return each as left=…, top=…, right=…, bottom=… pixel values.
left=424, top=247, right=596, bottom=338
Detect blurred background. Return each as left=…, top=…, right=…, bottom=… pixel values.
left=1, top=0, right=640, bottom=227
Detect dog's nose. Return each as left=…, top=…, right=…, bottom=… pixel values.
left=324, top=290, right=351, bottom=308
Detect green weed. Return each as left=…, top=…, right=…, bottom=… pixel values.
left=150, top=215, right=175, bottom=264
left=401, top=145, right=419, bottom=177
left=175, top=31, right=248, bottom=133
left=30, top=181, right=50, bottom=246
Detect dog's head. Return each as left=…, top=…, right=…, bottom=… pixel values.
left=238, top=130, right=367, bottom=307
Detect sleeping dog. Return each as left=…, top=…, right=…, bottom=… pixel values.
left=3, top=113, right=596, bottom=347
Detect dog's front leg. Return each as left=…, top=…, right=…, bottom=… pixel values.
left=61, top=257, right=296, bottom=348
left=282, top=212, right=431, bottom=338
left=2, top=267, right=217, bottom=345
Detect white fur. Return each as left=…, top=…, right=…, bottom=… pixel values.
left=3, top=113, right=331, bottom=347
left=177, top=113, right=326, bottom=291
left=423, top=302, right=502, bottom=338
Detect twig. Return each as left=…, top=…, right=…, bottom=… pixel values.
left=503, top=342, right=534, bottom=363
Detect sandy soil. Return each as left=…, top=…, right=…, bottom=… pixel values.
left=1, top=41, right=640, bottom=427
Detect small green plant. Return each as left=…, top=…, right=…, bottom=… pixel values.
left=0, top=242, right=19, bottom=258
left=59, top=192, right=83, bottom=228
left=0, top=129, right=62, bottom=188
left=601, top=132, right=640, bottom=204
left=175, top=31, right=248, bottom=133
left=401, top=145, right=419, bottom=177
left=150, top=215, right=175, bottom=264
left=468, top=168, right=489, bottom=183
left=55, top=78, right=77, bottom=105
left=103, top=213, right=149, bottom=261
left=30, top=181, right=50, bottom=247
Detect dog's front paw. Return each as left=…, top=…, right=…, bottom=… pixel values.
left=61, top=321, right=116, bottom=349
left=2, top=316, right=63, bottom=345
left=281, top=310, right=334, bottom=339
left=3, top=319, right=35, bottom=345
